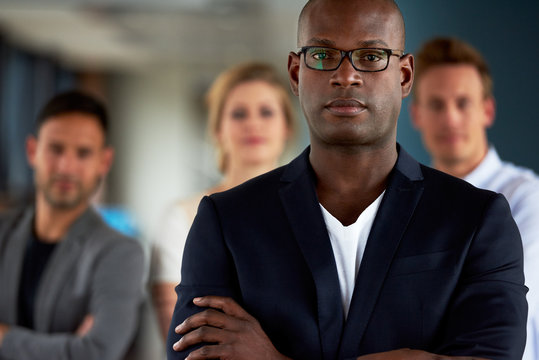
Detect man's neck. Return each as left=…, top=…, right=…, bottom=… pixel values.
left=434, top=147, right=489, bottom=179
left=310, top=142, right=397, bottom=225
left=34, top=196, right=89, bottom=243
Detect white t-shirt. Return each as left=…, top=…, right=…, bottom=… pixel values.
left=319, top=191, right=385, bottom=318
left=150, top=193, right=205, bottom=284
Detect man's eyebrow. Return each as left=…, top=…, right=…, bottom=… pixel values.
left=47, top=140, right=64, bottom=147
left=303, top=38, right=336, bottom=47
left=303, top=38, right=392, bottom=49
left=357, top=39, right=390, bottom=48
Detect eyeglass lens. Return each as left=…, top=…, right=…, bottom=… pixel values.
left=304, top=47, right=390, bottom=71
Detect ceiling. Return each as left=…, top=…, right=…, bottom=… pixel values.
left=0, top=0, right=305, bottom=70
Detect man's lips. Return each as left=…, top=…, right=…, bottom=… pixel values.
left=51, top=177, right=77, bottom=191
left=325, top=99, right=366, bottom=116
left=437, top=133, right=463, bottom=144
left=54, top=180, right=75, bottom=189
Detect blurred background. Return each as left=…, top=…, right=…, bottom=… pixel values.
left=1, top=0, right=538, bottom=239
left=0, top=0, right=538, bottom=357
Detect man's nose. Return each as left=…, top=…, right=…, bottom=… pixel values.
left=441, top=104, right=462, bottom=127
left=56, top=152, right=77, bottom=173
left=330, top=56, right=363, bottom=88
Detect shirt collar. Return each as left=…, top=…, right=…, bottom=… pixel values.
left=464, top=146, right=503, bottom=187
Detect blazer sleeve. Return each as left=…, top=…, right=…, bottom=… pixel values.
left=166, top=196, right=240, bottom=359
left=0, top=238, right=145, bottom=360
left=436, top=193, right=528, bottom=359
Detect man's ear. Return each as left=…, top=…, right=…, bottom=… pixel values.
left=99, top=146, right=114, bottom=176
left=26, top=135, right=38, bottom=168
left=400, top=53, right=414, bottom=98
left=288, top=52, right=300, bottom=96
left=484, top=96, right=496, bottom=128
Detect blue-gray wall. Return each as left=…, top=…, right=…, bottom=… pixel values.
left=395, top=0, right=539, bottom=173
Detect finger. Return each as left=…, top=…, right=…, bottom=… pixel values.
left=193, top=296, right=253, bottom=321
left=176, top=309, right=233, bottom=334
left=75, top=314, right=94, bottom=337
left=185, top=344, right=232, bottom=359
left=173, top=326, right=227, bottom=352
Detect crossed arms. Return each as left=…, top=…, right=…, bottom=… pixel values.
left=0, top=240, right=144, bottom=360
left=171, top=296, right=488, bottom=360
left=166, top=190, right=527, bottom=359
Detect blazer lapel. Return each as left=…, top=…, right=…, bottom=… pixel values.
left=34, top=207, right=100, bottom=332
left=279, top=148, right=344, bottom=360
left=0, top=208, right=33, bottom=324
left=338, top=146, right=425, bottom=358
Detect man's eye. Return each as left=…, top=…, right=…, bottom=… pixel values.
left=78, top=149, right=92, bottom=159
left=310, top=49, right=337, bottom=61
left=360, top=52, right=383, bottom=62
left=313, top=52, right=328, bottom=60
left=427, top=100, right=444, bottom=112
left=457, top=98, right=470, bottom=110
left=49, top=144, right=63, bottom=155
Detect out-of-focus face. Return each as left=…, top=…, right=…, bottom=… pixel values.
left=288, top=0, right=413, bottom=150
left=26, top=112, right=113, bottom=210
left=217, top=80, right=289, bottom=171
left=411, top=64, right=494, bottom=171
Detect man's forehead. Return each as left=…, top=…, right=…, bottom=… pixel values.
left=298, top=0, right=404, bottom=50
left=298, top=0, right=404, bottom=48
left=302, top=37, right=391, bottom=49
left=38, top=116, right=105, bottom=147
left=418, top=68, right=485, bottom=101
left=421, top=65, right=483, bottom=89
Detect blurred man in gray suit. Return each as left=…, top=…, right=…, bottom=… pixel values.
left=0, top=90, right=145, bottom=360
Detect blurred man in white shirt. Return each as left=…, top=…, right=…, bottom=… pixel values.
left=411, top=37, right=539, bottom=360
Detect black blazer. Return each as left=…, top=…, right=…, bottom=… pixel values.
left=167, top=146, right=527, bottom=360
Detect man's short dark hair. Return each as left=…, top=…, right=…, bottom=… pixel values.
left=37, top=90, right=109, bottom=138
left=414, top=37, right=493, bottom=100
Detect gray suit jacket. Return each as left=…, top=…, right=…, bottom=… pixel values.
left=0, top=206, right=145, bottom=360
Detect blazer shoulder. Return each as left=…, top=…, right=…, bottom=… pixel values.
left=73, top=210, right=143, bottom=259
left=210, top=149, right=310, bottom=205
left=420, top=163, right=499, bottom=200
left=414, top=164, right=514, bottom=225
left=211, top=164, right=287, bottom=202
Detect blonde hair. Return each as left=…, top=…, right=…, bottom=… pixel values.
left=206, top=62, right=296, bottom=173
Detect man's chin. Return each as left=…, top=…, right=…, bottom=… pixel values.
left=436, top=153, right=467, bottom=167
left=431, top=145, right=463, bottom=160
left=44, top=193, right=85, bottom=210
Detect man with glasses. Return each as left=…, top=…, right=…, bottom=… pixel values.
left=167, top=1, right=527, bottom=359
left=410, top=37, right=539, bottom=360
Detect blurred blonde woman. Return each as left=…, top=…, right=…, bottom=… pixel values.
left=150, top=62, right=296, bottom=339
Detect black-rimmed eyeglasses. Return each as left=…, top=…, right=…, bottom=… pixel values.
left=298, top=46, right=404, bottom=72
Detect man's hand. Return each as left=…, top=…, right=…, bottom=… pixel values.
left=356, top=349, right=489, bottom=360
left=173, top=296, right=291, bottom=360
left=75, top=315, right=94, bottom=337
left=0, top=323, right=9, bottom=347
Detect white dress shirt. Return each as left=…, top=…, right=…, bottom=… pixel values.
left=320, top=191, right=385, bottom=318
left=464, top=147, right=539, bottom=360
